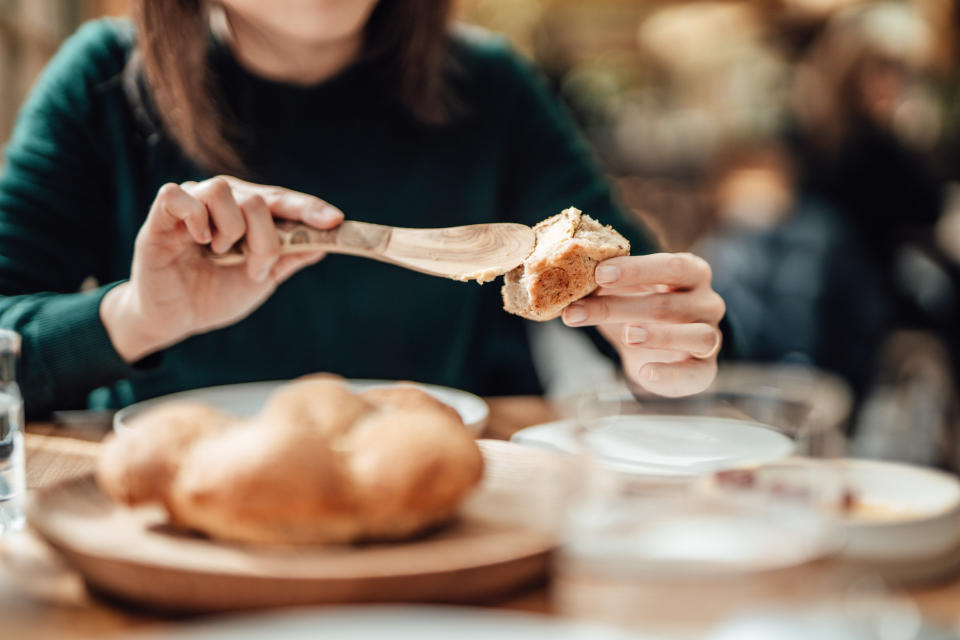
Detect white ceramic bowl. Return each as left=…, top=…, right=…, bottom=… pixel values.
left=114, top=379, right=489, bottom=436
left=700, top=458, right=960, bottom=563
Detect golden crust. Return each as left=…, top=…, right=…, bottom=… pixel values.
left=96, top=403, right=233, bottom=506
left=345, top=408, right=483, bottom=540
left=166, top=420, right=363, bottom=545
left=261, top=378, right=373, bottom=439
left=360, top=386, right=463, bottom=424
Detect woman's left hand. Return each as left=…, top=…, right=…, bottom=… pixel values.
left=561, top=253, right=725, bottom=397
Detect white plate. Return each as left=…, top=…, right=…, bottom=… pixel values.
left=123, top=605, right=653, bottom=640
left=829, top=458, right=960, bottom=572
left=702, top=457, right=960, bottom=563
left=510, top=415, right=794, bottom=476
left=114, top=380, right=489, bottom=436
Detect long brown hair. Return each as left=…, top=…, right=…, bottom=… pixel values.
left=790, top=3, right=932, bottom=152
left=131, top=0, right=454, bottom=175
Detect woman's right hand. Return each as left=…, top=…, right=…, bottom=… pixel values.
left=100, top=176, right=343, bottom=363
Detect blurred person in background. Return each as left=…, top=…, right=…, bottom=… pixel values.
left=787, top=2, right=960, bottom=464
left=0, top=0, right=727, bottom=417
left=696, top=145, right=887, bottom=396
left=788, top=2, right=948, bottom=345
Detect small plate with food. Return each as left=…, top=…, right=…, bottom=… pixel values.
left=114, top=377, right=489, bottom=436
left=29, top=377, right=557, bottom=612
left=700, top=457, right=960, bottom=584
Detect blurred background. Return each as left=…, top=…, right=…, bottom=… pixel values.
left=3, top=0, right=960, bottom=468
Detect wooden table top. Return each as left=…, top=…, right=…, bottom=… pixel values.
left=5, top=396, right=960, bottom=639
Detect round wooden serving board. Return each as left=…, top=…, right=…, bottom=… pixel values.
left=27, top=440, right=562, bottom=613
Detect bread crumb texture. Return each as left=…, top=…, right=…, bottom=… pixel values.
left=501, top=207, right=630, bottom=321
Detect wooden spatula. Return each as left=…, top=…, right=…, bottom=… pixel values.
left=204, top=220, right=535, bottom=282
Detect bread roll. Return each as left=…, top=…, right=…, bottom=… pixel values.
left=502, top=207, right=630, bottom=321
left=97, top=377, right=484, bottom=546
left=345, top=408, right=484, bottom=539
left=96, top=403, right=233, bottom=506
left=361, top=385, right=461, bottom=423
left=167, top=419, right=362, bottom=545
left=261, top=377, right=373, bottom=439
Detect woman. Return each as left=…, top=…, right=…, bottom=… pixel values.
left=0, top=0, right=724, bottom=416
left=788, top=2, right=945, bottom=395
left=789, top=3, right=943, bottom=271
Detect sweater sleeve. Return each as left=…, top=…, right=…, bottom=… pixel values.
left=0, top=20, right=143, bottom=416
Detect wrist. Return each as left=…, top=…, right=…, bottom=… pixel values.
left=99, top=282, right=184, bottom=363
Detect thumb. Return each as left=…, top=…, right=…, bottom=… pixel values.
left=271, top=250, right=327, bottom=283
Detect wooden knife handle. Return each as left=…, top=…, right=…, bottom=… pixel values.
left=204, top=221, right=392, bottom=266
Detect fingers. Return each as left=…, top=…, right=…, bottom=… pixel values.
left=182, top=177, right=246, bottom=254
left=595, top=253, right=712, bottom=292
left=217, top=176, right=344, bottom=230
left=265, top=189, right=344, bottom=229
left=177, top=175, right=344, bottom=252
left=562, top=289, right=726, bottom=327
left=270, top=250, right=326, bottom=283
left=144, top=177, right=332, bottom=286
left=148, top=183, right=210, bottom=244
left=621, top=322, right=721, bottom=358
left=596, top=283, right=670, bottom=296
left=633, top=358, right=718, bottom=397
left=179, top=175, right=341, bottom=261
left=582, top=252, right=723, bottom=397
left=236, top=192, right=281, bottom=283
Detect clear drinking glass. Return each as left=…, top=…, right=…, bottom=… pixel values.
left=554, top=472, right=849, bottom=637
left=0, top=330, right=25, bottom=535
left=551, top=364, right=857, bottom=637
left=532, top=363, right=852, bottom=496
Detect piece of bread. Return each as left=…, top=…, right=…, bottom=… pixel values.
left=97, top=377, right=483, bottom=546
left=502, top=207, right=630, bottom=321
left=261, top=377, right=373, bottom=440
left=96, top=403, right=233, bottom=506
left=345, top=408, right=484, bottom=540
left=166, top=419, right=363, bottom=545
left=361, top=385, right=461, bottom=424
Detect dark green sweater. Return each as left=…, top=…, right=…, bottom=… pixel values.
left=0, top=19, right=653, bottom=416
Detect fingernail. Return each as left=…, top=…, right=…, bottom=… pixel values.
left=306, top=206, right=341, bottom=227
left=563, top=304, right=587, bottom=324
left=199, top=227, right=212, bottom=243
left=596, top=265, right=620, bottom=285
left=644, top=366, right=659, bottom=383
left=626, top=326, right=648, bottom=344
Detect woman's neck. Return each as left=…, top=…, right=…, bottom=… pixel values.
left=213, top=6, right=363, bottom=86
